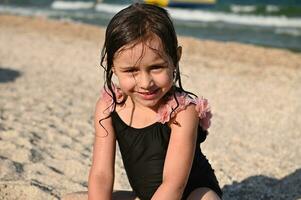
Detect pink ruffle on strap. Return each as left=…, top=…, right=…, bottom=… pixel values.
left=100, top=86, right=123, bottom=113
left=156, top=92, right=212, bottom=130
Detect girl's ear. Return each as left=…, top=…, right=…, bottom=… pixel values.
left=177, top=46, right=182, bottom=62
left=112, top=66, right=116, bottom=74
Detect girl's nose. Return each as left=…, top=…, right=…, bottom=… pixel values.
left=138, top=72, right=153, bottom=89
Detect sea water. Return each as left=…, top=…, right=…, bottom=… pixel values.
left=0, top=0, right=300, bottom=51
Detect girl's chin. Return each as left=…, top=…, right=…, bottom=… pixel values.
left=136, top=98, right=160, bottom=108
left=132, top=96, right=162, bottom=109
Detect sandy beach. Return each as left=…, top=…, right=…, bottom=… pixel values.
left=0, top=14, right=300, bottom=200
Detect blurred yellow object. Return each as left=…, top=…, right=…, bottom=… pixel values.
left=144, top=0, right=169, bottom=7
left=144, top=0, right=216, bottom=7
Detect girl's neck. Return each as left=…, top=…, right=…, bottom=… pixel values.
left=116, top=96, right=160, bottom=129
left=119, top=96, right=159, bottom=113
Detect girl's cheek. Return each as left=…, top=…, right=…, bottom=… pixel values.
left=156, top=72, right=173, bottom=85
left=116, top=73, right=133, bottom=82
left=119, top=77, right=136, bottom=89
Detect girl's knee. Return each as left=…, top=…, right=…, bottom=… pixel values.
left=187, top=187, right=221, bottom=200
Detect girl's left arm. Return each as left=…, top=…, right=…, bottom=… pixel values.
left=151, top=104, right=199, bottom=200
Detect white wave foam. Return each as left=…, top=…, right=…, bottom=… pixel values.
left=51, top=1, right=94, bottom=10
left=169, top=8, right=301, bottom=28
left=94, top=3, right=128, bottom=13
left=92, top=3, right=301, bottom=28
left=230, top=5, right=256, bottom=13
left=275, top=28, right=301, bottom=37
left=266, top=5, right=280, bottom=13
left=0, top=5, right=96, bottom=20
left=0, top=5, right=48, bottom=17
left=3, top=2, right=301, bottom=29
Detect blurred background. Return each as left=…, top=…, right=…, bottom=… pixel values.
left=0, top=0, right=301, bottom=51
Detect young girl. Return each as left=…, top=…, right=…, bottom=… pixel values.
left=64, top=3, right=222, bottom=200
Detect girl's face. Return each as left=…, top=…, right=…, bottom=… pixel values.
left=112, top=35, right=174, bottom=110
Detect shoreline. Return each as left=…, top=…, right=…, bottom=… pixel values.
left=1, top=3, right=301, bottom=53
left=0, top=14, right=301, bottom=199
left=1, top=13, right=300, bottom=69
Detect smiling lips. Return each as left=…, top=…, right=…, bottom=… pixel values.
left=137, top=89, right=160, bottom=100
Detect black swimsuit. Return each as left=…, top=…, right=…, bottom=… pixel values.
left=111, top=111, right=222, bottom=200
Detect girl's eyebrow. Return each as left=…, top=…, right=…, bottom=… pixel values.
left=119, top=66, right=139, bottom=71
left=149, top=61, right=168, bottom=66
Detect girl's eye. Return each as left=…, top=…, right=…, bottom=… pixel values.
left=151, top=66, right=165, bottom=71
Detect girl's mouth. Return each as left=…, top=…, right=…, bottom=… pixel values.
left=137, top=89, right=159, bottom=100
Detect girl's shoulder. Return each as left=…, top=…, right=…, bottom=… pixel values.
left=157, top=91, right=212, bottom=130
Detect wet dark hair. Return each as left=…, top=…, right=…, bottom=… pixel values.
left=99, top=3, right=195, bottom=131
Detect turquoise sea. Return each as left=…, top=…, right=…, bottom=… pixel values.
left=1, top=0, right=301, bottom=51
